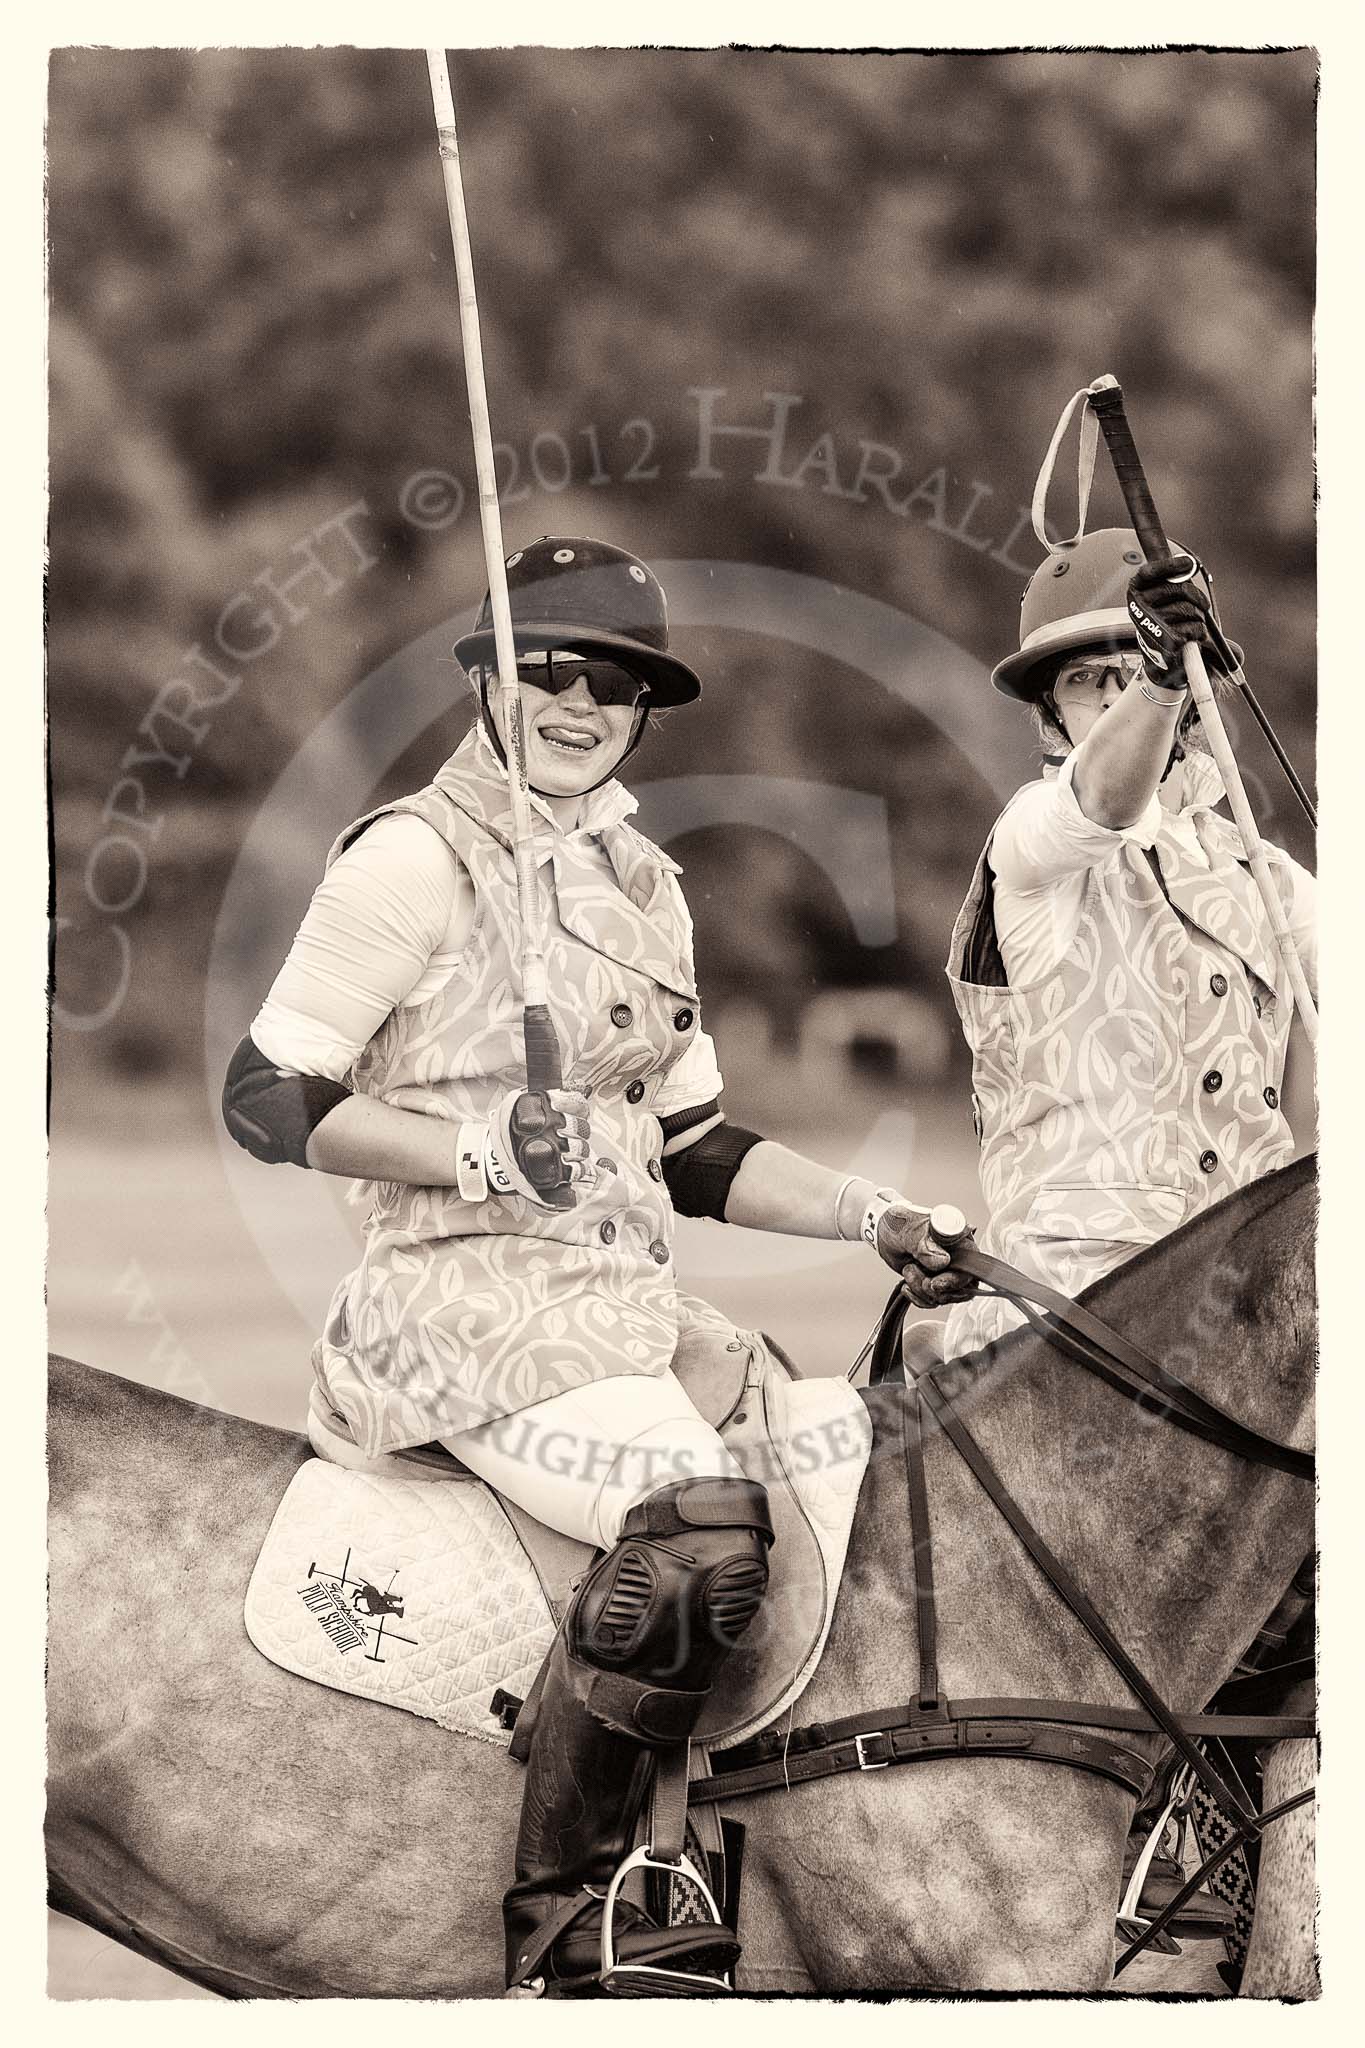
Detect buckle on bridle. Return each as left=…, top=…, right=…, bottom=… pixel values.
left=855, top=1732, right=892, bottom=1770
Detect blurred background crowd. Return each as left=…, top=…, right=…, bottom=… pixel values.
left=45, top=44, right=1315, bottom=1996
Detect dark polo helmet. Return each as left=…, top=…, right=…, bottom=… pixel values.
left=454, top=536, right=701, bottom=706
left=992, top=528, right=1148, bottom=701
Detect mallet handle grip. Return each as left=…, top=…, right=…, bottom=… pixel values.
left=1086, top=377, right=1171, bottom=565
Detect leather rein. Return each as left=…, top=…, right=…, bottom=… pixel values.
left=687, top=1244, right=1315, bottom=1961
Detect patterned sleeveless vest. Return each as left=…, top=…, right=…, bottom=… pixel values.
left=941, top=754, right=1300, bottom=1360
left=312, top=731, right=708, bottom=1454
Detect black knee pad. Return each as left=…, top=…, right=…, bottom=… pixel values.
left=568, top=1476, right=773, bottom=1694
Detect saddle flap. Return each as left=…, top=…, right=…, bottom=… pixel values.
left=697, top=1364, right=872, bottom=1748
left=668, top=1290, right=759, bottom=1429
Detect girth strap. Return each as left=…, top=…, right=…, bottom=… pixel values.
left=685, top=1695, right=1312, bottom=1807
left=688, top=1706, right=1154, bottom=1806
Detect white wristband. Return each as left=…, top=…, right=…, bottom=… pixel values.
left=832, top=1175, right=861, bottom=1239
left=1140, top=677, right=1188, bottom=708
left=455, top=1122, right=489, bottom=1203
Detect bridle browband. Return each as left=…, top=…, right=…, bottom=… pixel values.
left=685, top=1242, right=1314, bottom=1968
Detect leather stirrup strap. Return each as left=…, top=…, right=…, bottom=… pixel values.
left=901, top=1386, right=941, bottom=1710
left=915, top=1377, right=1262, bottom=1833
left=649, top=1742, right=691, bottom=1866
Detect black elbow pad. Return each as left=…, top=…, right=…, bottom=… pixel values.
left=661, top=1119, right=763, bottom=1221
left=222, top=1034, right=351, bottom=1167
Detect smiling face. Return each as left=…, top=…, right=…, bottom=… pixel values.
left=483, top=653, right=643, bottom=799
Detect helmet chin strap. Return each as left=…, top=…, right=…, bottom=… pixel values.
left=477, top=676, right=648, bottom=798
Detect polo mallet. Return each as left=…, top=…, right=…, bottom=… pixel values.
left=1084, top=375, right=1318, bottom=1049
left=425, top=50, right=572, bottom=1207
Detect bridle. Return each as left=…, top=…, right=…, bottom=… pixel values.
left=686, top=1244, right=1314, bottom=1975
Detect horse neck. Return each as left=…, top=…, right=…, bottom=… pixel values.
left=947, top=1157, right=1316, bottom=1705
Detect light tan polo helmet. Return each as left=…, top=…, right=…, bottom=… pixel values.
left=992, top=526, right=1243, bottom=701
left=991, top=528, right=1148, bottom=700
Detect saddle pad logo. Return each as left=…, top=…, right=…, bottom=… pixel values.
left=296, top=1545, right=418, bottom=1664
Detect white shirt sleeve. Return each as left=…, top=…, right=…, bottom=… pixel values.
left=989, top=752, right=1163, bottom=893
left=252, top=813, right=469, bottom=1081
left=1280, top=853, right=1317, bottom=1001
left=651, top=1027, right=726, bottom=1119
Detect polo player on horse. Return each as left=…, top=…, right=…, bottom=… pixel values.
left=941, top=527, right=1317, bottom=1364
left=222, top=537, right=973, bottom=1996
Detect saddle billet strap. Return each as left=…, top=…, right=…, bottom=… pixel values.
left=649, top=1742, right=691, bottom=1867
left=686, top=1712, right=1154, bottom=1806
left=950, top=1250, right=1314, bottom=1482
left=916, top=1377, right=1263, bottom=1834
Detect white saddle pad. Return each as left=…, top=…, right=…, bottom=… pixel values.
left=245, top=1373, right=871, bottom=1752
left=244, top=1462, right=555, bottom=1747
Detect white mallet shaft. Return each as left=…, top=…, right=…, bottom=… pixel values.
left=425, top=51, right=555, bottom=1036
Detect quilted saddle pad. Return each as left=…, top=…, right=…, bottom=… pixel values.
left=244, top=1461, right=555, bottom=1748
left=245, top=1365, right=871, bottom=1752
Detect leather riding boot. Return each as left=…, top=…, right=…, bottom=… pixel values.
left=503, top=1475, right=773, bottom=1996
left=503, top=1633, right=738, bottom=1994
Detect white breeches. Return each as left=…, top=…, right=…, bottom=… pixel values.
left=441, top=1369, right=741, bottom=1550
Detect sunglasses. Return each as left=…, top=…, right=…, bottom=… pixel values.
left=510, top=653, right=649, bottom=710
left=1052, top=651, right=1146, bottom=693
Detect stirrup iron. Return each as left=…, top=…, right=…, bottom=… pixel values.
left=600, top=1843, right=735, bottom=1996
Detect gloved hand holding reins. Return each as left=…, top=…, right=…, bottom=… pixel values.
left=870, top=1200, right=979, bottom=1309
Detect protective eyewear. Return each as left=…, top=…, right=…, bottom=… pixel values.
left=1053, top=651, right=1146, bottom=693
left=513, top=652, right=648, bottom=710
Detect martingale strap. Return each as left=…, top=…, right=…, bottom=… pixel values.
left=916, top=1375, right=1262, bottom=1833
